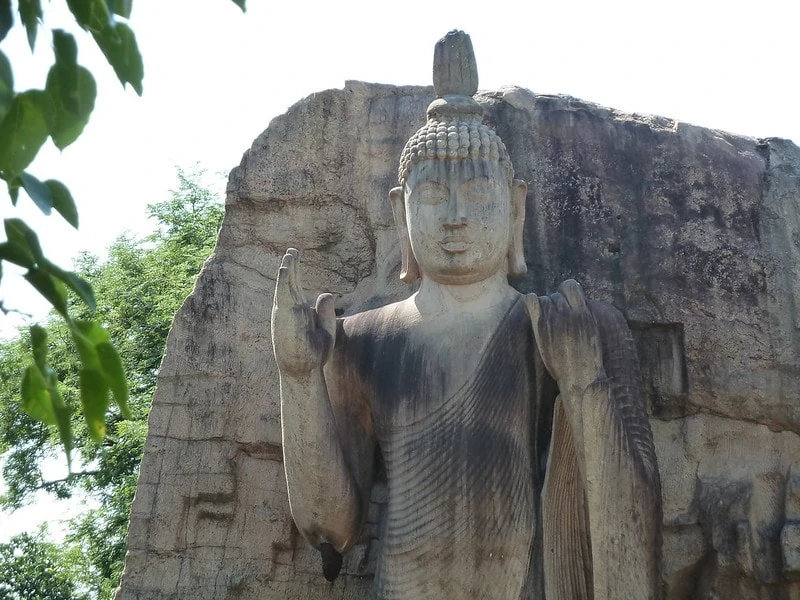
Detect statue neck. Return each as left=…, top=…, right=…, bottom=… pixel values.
left=414, top=271, right=518, bottom=316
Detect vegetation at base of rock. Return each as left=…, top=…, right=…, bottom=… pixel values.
left=0, top=0, right=245, bottom=465
left=0, top=169, right=224, bottom=599
left=0, top=531, right=90, bottom=600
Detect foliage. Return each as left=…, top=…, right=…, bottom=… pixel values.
left=0, top=169, right=224, bottom=597
left=0, top=531, right=89, bottom=600
left=0, top=0, right=245, bottom=463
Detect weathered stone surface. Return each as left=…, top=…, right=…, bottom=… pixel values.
left=117, top=82, right=800, bottom=599
left=653, top=414, right=800, bottom=596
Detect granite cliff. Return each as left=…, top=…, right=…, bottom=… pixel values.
left=117, top=82, right=800, bottom=599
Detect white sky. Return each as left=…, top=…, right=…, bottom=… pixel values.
left=0, top=0, right=798, bottom=537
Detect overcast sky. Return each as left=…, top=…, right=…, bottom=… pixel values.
left=0, top=0, right=798, bottom=536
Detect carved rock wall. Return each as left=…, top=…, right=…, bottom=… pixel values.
left=117, top=82, right=800, bottom=599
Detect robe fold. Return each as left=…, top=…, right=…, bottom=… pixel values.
left=542, top=301, right=663, bottom=600
left=322, top=294, right=661, bottom=600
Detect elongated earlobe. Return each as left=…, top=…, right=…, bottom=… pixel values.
left=508, top=179, right=527, bottom=277
left=389, top=186, right=420, bottom=284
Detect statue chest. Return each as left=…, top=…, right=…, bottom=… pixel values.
left=360, top=298, right=536, bottom=428
left=367, top=309, right=538, bottom=599
left=337, top=298, right=542, bottom=598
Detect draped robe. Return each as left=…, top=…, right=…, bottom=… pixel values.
left=318, top=293, right=661, bottom=599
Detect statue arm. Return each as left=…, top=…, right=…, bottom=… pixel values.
left=279, top=371, right=370, bottom=553
left=272, top=249, right=373, bottom=554
left=578, top=301, right=662, bottom=599
left=527, top=282, right=662, bottom=600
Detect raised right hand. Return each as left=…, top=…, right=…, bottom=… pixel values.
left=271, top=248, right=336, bottom=377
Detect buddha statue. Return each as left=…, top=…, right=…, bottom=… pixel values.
left=272, top=30, right=662, bottom=599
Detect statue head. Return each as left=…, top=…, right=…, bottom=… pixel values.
left=389, top=31, right=527, bottom=286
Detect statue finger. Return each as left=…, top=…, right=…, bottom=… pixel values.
left=286, top=247, right=307, bottom=304
left=559, top=279, right=588, bottom=310
left=315, top=293, right=337, bottom=349
left=314, top=294, right=336, bottom=362
left=529, top=294, right=559, bottom=379
left=549, top=291, right=571, bottom=316
left=280, top=250, right=295, bottom=276
left=275, top=265, right=294, bottom=308
left=279, top=250, right=305, bottom=304
left=523, top=293, right=541, bottom=326
left=525, top=294, right=549, bottom=352
left=535, top=294, right=557, bottom=340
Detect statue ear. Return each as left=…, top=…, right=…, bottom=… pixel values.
left=508, top=179, right=527, bottom=277
left=389, top=186, right=420, bottom=284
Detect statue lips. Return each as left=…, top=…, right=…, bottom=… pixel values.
left=439, top=235, right=472, bottom=253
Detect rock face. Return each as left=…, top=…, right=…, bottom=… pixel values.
left=116, top=82, right=800, bottom=599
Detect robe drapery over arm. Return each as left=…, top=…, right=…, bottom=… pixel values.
left=540, top=299, right=663, bottom=600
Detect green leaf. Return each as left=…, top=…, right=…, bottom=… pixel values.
left=19, top=171, right=53, bottom=215
left=105, top=0, right=132, bottom=18
left=79, top=368, right=108, bottom=441
left=74, top=319, right=110, bottom=344
left=0, top=1, right=11, bottom=43
left=25, top=267, right=68, bottom=316
left=44, top=179, right=78, bottom=227
left=43, top=260, right=96, bottom=310
left=51, top=390, right=73, bottom=470
left=45, top=30, right=97, bottom=149
left=21, top=364, right=56, bottom=424
left=0, top=241, right=35, bottom=268
left=46, top=66, right=96, bottom=149
left=0, top=91, right=52, bottom=179
left=30, top=324, right=47, bottom=368
left=65, top=0, right=112, bottom=33
left=25, top=319, right=75, bottom=464
left=70, top=322, right=100, bottom=371
left=50, top=30, right=78, bottom=102
left=30, top=325, right=74, bottom=462
left=97, top=341, right=130, bottom=418
left=230, top=0, right=246, bottom=11
left=70, top=319, right=109, bottom=373
left=0, top=50, right=13, bottom=121
left=92, top=22, right=143, bottom=95
left=52, top=28, right=78, bottom=67
left=7, top=176, right=19, bottom=204
left=4, top=218, right=43, bottom=262
left=18, top=0, right=42, bottom=50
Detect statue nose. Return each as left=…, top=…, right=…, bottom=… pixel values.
left=443, top=190, right=467, bottom=227
left=443, top=216, right=468, bottom=229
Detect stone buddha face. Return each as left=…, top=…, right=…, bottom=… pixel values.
left=390, top=157, right=528, bottom=286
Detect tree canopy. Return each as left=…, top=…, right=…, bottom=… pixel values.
left=0, top=0, right=244, bottom=465
left=1, top=5, right=239, bottom=593
left=0, top=169, right=224, bottom=598
left=0, top=531, right=89, bottom=600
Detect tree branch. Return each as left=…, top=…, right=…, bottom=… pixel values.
left=36, top=470, right=101, bottom=490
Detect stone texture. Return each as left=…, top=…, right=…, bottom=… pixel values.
left=117, top=81, right=800, bottom=599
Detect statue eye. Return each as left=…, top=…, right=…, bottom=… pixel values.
left=460, top=179, right=494, bottom=203
left=414, top=182, right=448, bottom=205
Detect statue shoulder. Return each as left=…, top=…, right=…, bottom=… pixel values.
left=339, top=297, right=418, bottom=338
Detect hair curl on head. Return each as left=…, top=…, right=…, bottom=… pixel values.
left=397, top=30, right=515, bottom=187
left=397, top=117, right=514, bottom=187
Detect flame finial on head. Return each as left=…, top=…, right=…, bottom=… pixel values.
left=397, top=31, right=514, bottom=187
left=432, top=30, right=479, bottom=97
